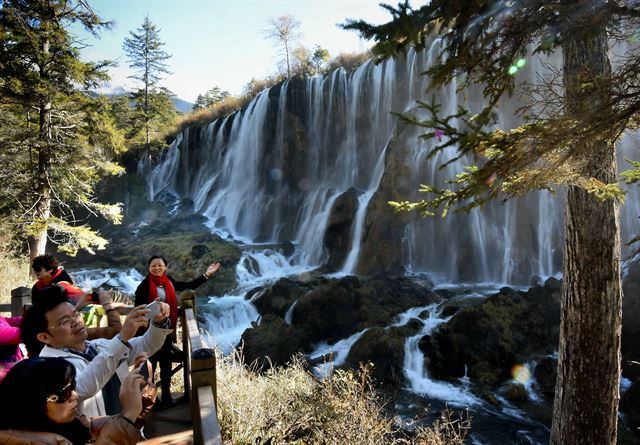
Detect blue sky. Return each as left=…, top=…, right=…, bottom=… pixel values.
left=77, top=0, right=426, bottom=103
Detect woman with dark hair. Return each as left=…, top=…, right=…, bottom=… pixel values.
left=0, top=357, right=145, bottom=444
left=32, top=253, right=84, bottom=304
left=135, top=255, right=220, bottom=408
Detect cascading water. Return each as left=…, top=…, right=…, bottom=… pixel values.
left=136, top=40, right=640, bottom=444
left=145, top=41, right=640, bottom=284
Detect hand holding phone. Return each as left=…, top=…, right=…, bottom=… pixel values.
left=138, top=359, right=150, bottom=381
left=144, top=300, right=161, bottom=321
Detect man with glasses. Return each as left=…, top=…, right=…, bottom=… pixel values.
left=20, top=285, right=172, bottom=418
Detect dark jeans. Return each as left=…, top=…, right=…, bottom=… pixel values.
left=149, top=333, right=180, bottom=399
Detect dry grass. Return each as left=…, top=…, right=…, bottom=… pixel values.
left=215, top=351, right=471, bottom=445
left=0, top=246, right=30, bottom=306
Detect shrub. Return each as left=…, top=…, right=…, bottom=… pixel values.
left=215, top=351, right=470, bottom=444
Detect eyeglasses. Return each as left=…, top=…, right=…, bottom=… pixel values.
left=52, top=310, right=83, bottom=329
left=46, top=381, right=76, bottom=404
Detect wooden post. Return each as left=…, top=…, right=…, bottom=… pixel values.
left=180, top=290, right=197, bottom=403
left=11, top=287, right=31, bottom=316
left=191, top=348, right=217, bottom=444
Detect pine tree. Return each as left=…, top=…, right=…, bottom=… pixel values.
left=345, top=1, right=640, bottom=443
left=0, top=0, right=124, bottom=258
left=192, top=86, right=230, bottom=111
left=123, top=15, right=174, bottom=148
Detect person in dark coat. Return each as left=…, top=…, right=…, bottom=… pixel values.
left=31, top=253, right=84, bottom=304
left=134, top=255, right=220, bottom=408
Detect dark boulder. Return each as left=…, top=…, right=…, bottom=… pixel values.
left=324, top=188, right=360, bottom=270
left=241, top=315, right=309, bottom=369
left=533, top=357, right=557, bottom=399
left=622, top=259, right=640, bottom=379
left=620, top=379, right=640, bottom=442
left=423, top=284, right=560, bottom=388
left=249, top=278, right=316, bottom=318
left=345, top=326, right=416, bottom=385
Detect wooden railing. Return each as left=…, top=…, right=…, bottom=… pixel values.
left=0, top=287, right=32, bottom=316
left=180, top=290, right=224, bottom=445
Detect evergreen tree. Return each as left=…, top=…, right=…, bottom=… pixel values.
left=345, top=1, right=640, bottom=443
left=192, top=86, right=230, bottom=111
left=0, top=0, right=123, bottom=258
left=123, top=15, right=174, bottom=148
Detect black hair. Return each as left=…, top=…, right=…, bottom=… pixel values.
left=147, top=255, right=168, bottom=266
left=21, top=284, right=72, bottom=357
left=32, top=253, right=58, bottom=272
left=0, top=357, right=90, bottom=445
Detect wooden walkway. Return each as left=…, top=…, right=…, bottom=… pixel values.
left=141, top=400, right=193, bottom=445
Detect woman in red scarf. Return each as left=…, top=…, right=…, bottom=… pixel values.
left=134, top=255, right=220, bottom=409
left=31, top=254, right=84, bottom=305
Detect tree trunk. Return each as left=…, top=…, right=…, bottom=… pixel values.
left=28, top=101, right=52, bottom=261
left=550, top=12, right=621, bottom=445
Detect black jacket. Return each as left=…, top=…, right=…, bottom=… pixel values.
left=134, top=273, right=208, bottom=307
left=31, top=269, right=75, bottom=305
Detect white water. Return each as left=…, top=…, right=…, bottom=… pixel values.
left=309, top=329, right=368, bottom=378
left=399, top=304, right=482, bottom=407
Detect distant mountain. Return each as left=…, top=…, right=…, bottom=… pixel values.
left=172, top=97, right=194, bottom=114
left=100, top=88, right=193, bottom=113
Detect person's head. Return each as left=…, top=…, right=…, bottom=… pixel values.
left=147, top=255, right=168, bottom=278
left=0, top=357, right=86, bottom=438
left=32, top=253, right=59, bottom=281
left=21, top=285, right=87, bottom=356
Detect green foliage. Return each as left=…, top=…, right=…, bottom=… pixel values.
left=343, top=1, right=639, bottom=215
left=0, top=0, right=124, bottom=255
left=123, top=15, right=175, bottom=147
left=193, top=86, right=231, bottom=111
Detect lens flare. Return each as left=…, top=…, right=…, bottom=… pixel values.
left=516, top=58, right=526, bottom=68
left=508, top=65, right=518, bottom=76
left=511, top=364, right=531, bottom=384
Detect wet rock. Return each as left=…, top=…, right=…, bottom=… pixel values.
left=440, top=306, right=459, bottom=318
left=623, top=259, right=640, bottom=378
left=324, top=188, right=360, bottom=270
left=533, top=357, right=557, bottom=399
left=620, top=379, right=640, bottom=442
left=345, top=326, right=410, bottom=385
left=250, top=278, right=316, bottom=318
left=503, top=383, right=529, bottom=402
left=241, top=315, right=309, bottom=369
left=480, top=390, right=501, bottom=408
left=423, top=284, right=560, bottom=388
left=280, top=240, right=295, bottom=257
left=293, top=276, right=437, bottom=344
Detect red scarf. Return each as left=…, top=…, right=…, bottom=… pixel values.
left=149, top=274, right=177, bottom=328
left=35, top=268, right=64, bottom=290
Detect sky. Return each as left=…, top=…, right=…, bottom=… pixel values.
left=76, top=0, right=426, bottom=103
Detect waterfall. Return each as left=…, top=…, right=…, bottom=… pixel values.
left=145, top=43, right=640, bottom=285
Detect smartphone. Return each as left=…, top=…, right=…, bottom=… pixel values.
left=144, top=300, right=161, bottom=321
left=90, top=288, right=101, bottom=303
left=139, top=359, right=150, bottom=381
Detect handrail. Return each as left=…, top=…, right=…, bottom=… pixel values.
left=180, top=290, right=223, bottom=445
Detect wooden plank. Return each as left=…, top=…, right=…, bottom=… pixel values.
left=191, top=349, right=217, bottom=410
left=0, top=303, right=10, bottom=314
left=197, top=386, right=223, bottom=445
left=185, top=308, right=202, bottom=350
